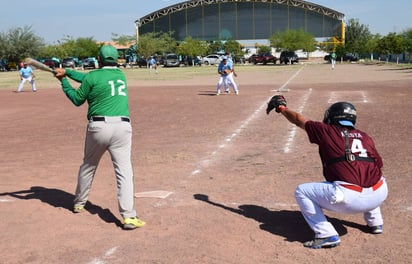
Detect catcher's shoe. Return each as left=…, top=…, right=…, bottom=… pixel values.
left=303, top=235, right=340, bottom=249
left=73, top=205, right=85, bottom=213
left=369, top=225, right=383, bottom=234
left=123, top=217, right=146, bottom=230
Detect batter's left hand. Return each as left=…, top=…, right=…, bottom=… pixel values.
left=54, top=68, right=66, bottom=80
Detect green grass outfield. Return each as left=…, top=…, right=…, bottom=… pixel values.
left=1, top=62, right=409, bottom=91
left=0, top=64, right=284, bottom=90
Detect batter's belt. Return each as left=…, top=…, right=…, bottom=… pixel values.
left=90, top=116, right=130, bottom=122
left=339, top=178, right=384, bottom=192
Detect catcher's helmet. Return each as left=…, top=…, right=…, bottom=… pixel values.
left=323, top=102, right=357, bottom=127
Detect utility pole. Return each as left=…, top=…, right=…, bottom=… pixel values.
left=134, top=20, right=141, bottom=45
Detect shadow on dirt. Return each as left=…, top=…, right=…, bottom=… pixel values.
left=198, top=90, right=219, bottom=96
left=0, top=186, right=122, bottom=227
left=194, top=193, right=353, bottom=243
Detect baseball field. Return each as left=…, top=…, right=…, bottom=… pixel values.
left=0, top=62, right=411, bottom=263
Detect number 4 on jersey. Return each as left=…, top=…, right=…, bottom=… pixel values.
left=351, top=139, right=368, bottom=157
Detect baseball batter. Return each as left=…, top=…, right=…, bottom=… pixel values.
left=267, top=95, right=388, bottom=249
left=54, top=45, right=145, bottom=230
left=16, top=62, right=36, bottom=92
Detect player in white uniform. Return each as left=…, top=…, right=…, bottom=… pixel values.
left=17, top=62, right=36, bottom=92
left=216, top=56, right=231, bottom=95
left=224, top=52, right=239, bottom=95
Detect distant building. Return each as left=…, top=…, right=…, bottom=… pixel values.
left=136, top=0, right=344, bottom=41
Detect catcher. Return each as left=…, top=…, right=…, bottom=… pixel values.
left=266, top=95, right=388, bottom=249
left=216, top=56, right=232, bottom=96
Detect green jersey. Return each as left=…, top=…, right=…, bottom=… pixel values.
left=62, top=67, right=130, bottom=119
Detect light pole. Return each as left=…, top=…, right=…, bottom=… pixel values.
left=134, top=19, right=141, bottom=45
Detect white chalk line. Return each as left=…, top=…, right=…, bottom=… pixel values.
left=272, top=64, right=306, bottom=92
left=328, top=90, right=369, bottom=104
left=191, top=65, right=307, bottom=176
left=283, top=88, right=313, bottom=153
left=87, top=246, right=118, bottom=264
left=190, top=103, right=267, bottom=176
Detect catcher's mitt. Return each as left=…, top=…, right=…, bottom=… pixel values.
left=266, top=95, right=287, bottom=114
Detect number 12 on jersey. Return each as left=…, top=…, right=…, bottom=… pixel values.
left=109, top=80, right=126, bottom=96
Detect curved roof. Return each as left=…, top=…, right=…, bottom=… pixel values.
left=136, top=0, right=344, bottom=25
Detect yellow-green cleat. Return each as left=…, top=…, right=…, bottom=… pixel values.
left=123, top=217, right=146, bottom=230
left=73, top=205, right=85, bottom=213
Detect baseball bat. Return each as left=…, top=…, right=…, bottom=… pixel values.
left=24, top=58, right=55, bottom=74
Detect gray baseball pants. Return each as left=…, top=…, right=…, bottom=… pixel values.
left=73, top=117, right=137, bottom=219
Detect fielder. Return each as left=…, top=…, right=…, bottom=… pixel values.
left=147, top=56, right=158, bottom=74
left=216, top=56, right=233, bottom=95
left=16, top=62, right=36, bottom=92
left=266, top=95, right=388, bottom=249
left=54, top=45, right=145, bottom=230
left=224, top=52, right=239, bottom=95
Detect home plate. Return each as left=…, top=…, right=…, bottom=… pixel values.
left=134, top=191, right=174, bottom=199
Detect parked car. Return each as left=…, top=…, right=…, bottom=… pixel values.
left=339, top=53, right=359, bottom=62
left=0, top=60, right=6, bottom=72
left=135, top=57, right=148, bottom=68
left=82, top=57, right=98, bottom=69
left=247, top=54, right=258, bottom=64
left=233, top=55, right=246, bottom=64
left=4, top=61, right=18, bottom=71
left=62, top=57, right=82, bottom=68
left=181, top=56, right=202, bottom=66
left=42, top=59, right=60, bottom=69
left=117, top=58, right=127, bottom=68
left=279, top=51, right=299, bottom=64
left=163, top=53, right=180, bottom=67
left=202, top=54, right=222, bottom=65
left=250, top=53, right=277, bottom=64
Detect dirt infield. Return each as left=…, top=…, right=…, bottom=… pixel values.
left=1, top=63, right=411, bottom=263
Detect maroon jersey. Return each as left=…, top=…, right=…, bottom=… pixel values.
left=305, top=121, right=383, bottom=187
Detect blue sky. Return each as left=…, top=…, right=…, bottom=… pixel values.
left=1, top=0, right=410, bottom=44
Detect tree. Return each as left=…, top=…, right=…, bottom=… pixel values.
left=111, top=33, right=135, bottom=46
left=207, top=41, right=224, bottom=54
left=224, top=40, right=243, bottom=56
left=257, top=45, right=271, bottom=54
left=137, top=32, right=177, bottom=58
left=38, top=36, right=100, bottom=60
left=377, top=32, right=407, bottom=62
left=345, top=18, right=372, bottom=54
left=0, top=26, right=44, bottom=62
left=364, top=34, right=381, bottom=60
left=402, top=28, right=412, bottom=55
left=269, top=29, right=315, bottom=52
left=177, top=37, right=208, bottom=65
